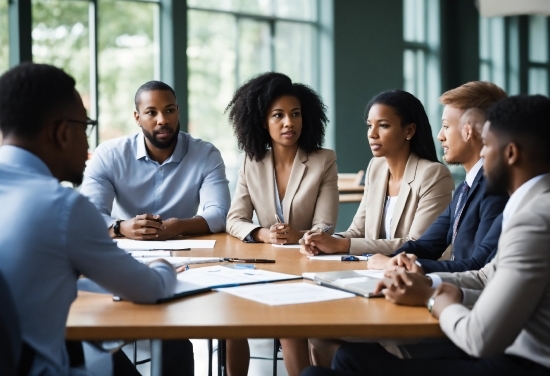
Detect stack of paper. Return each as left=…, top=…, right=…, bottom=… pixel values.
left=217, top=282, right=355, bottom=305
left=114, top=239, right=216, bottom=251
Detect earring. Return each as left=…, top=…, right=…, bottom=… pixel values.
left=406, top=137, right=411, bottom=140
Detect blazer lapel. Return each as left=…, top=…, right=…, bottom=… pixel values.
left=454, top=166, right=483, bottom=228
left=389, top=154, right=418, bottom=237
left=259, top=149, right=278, bottom=226
left=283, top=148, right=308, bottom=223
left=365, top=159, right=389, bottom=239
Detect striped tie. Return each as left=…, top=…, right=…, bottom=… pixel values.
left=451, top=181, right=470, bottom=260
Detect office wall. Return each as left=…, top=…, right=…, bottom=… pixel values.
left=333, top=0, right=404, bottom=230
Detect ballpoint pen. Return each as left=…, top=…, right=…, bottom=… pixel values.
left=223, top=258, right=275, bottom=263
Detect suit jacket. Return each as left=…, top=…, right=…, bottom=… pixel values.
left=395, top=168, right=509, bottom=273
left=338, top=154, right=454, bottom=255
left=226, top=148, right=339, bottom=241
left=436, top=174, right=550, bottom=368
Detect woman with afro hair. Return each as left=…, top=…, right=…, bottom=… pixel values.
left=225, top=72, right=339, bottom=376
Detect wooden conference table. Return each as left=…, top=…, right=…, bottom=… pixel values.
left=66, top=234, right=443, bottom=374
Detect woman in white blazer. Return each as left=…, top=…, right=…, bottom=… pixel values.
left=225, top=72, right=339, bottom=376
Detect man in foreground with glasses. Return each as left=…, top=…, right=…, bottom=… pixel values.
left=0, top=63, right=177, bottom=374
left=303, top=94, right=550, bottom=376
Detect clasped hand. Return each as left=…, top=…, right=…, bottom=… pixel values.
left=268, top=223, right=302, bottom=244
left=118, top=214, right=181, bottom=240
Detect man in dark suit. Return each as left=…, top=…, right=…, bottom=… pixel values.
left=368, top=82, right=508, bottom=274
left=303, top=94, right=550, bottom=376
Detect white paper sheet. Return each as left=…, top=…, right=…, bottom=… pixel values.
left=307, top=255, right=368, bottom=261
left=272, top=244, right=302, bottom=249
left=176, top=265, right=300, bottom=288
left=216, top=282, right=355, bottom=305
left=302, top=270, right=385, bottom=281
left=133, top=256, right=222, bottom=267
left=114, top=239, right=216, bottom=251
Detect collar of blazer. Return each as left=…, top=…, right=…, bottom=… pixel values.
left=365, top=153, right=420, bottom=239
left=502, top=173, right=550, bottom=233
left=452, top=166, right=484, bottom=212
left=259, top=148, right=309, bottom=225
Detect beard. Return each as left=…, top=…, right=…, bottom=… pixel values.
left=142, top=122, right=180, bottom=149
left=485, top=157, right=510, bottom=196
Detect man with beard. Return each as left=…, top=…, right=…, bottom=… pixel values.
left=81, top=80, right=230, bottom=241
left=0, top=63, right=177, bottom=375
left=80, top=81, right=230, bottom=375
left=303, top=94, right=550, bottom=376
left=365, top=81, right=509, bottom=274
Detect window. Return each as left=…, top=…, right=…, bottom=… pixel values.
left=527, top=15, right=549, bottom=95
left=30, top=0, right=160, bottom=147
left=187, top=0, right=320, bottom=189
left=403, top=0, right=446, bottom=165
left=479, top=15, right=550, bottom=96
left=403, top=0, right=440, bottom=137
left=0, top=0, right=8, bottom=74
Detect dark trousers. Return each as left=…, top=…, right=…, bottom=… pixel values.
left=301, top=341, right=550, bottom=376
left=114, top=339, right=194, bottom=376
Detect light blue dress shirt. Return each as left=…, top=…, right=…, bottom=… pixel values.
left=80, top=132, right=230, bottom=233
left=0, top=145, right=176, bottom=376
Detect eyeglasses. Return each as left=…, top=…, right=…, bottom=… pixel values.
left=65, top=117, right=98, bottom=137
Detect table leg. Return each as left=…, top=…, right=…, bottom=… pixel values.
left=151, top=339, right=162, bottom=376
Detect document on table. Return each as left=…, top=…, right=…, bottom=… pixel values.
left=302, top=270, right=385, bottom=298
left=114, top=239, right=216, bottom=251
left=176, top=265, right=301, bottom=288
left=133, top=256, right=222, bottom=267
left=217, top=282, right=355, bottom=305
left=272, top=244, right=302, bottom=249
left=307, top=255, right=368, bottom=261
left=302, top=269, right=385, bottom=281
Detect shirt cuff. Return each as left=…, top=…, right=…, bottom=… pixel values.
left=427, top=273, right=443, bottom=288
left=244, top=233, right=256, bottom=243
left=332, top=233, right=345, bottom=238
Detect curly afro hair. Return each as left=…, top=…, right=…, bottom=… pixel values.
left=225, top=72, right=328, bottom=161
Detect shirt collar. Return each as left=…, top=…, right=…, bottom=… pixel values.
left=0, top=145, right=53, bottom=177
left=502, top=173, right=549, bottom=227
left=135, top=131, right=185, bottom=164
left=465, top=158, right=483, bottom=187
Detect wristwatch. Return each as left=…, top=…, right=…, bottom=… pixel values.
left=113, top=219, right=123, bottom=237
left=427, top=296, right=436, bottom=313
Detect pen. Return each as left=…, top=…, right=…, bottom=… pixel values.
left=223, top=258, right=275, bottom=263
left=150, top=248, right=190, bottom=251
left=321, top=225, right=333, bottom=233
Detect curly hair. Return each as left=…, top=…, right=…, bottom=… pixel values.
left=225, top=72, right=328, bottom=161
left=0, top=62, right=77, bottom=139
left=364, top=90, right=439, bottom=163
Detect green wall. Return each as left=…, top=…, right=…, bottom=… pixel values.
left=333, top=0, right=404, bottom=231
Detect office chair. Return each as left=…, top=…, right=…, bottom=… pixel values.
left=212, top=339, right=283, bottom=376
left=0, top=271, right=23, bottom=376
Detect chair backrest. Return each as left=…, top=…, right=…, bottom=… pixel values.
left=0, top=271, right=22, bottom=376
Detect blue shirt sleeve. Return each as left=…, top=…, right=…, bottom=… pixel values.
left=80, top=144, right=118, bottom=227
left=196, top=145, right=231, bottom=233
left=66, top=194, right=176, bottom=303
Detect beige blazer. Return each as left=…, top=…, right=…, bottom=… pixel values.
left=226, top=148, right=339, bottom=241
left=338, top=153, right=454, bottom=255
left=436, top=174, right=550, bottom=367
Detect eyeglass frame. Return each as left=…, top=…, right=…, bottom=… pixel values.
left=64, top=117, right=98, bottom=137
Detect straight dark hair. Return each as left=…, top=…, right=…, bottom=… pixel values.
left=365, top=90, right=439, bottom=163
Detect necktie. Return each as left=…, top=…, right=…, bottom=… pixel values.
left=451, top=181, right=470, bottom=260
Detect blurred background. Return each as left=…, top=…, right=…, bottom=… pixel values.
left=2, top=0, right=550, bottom=229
